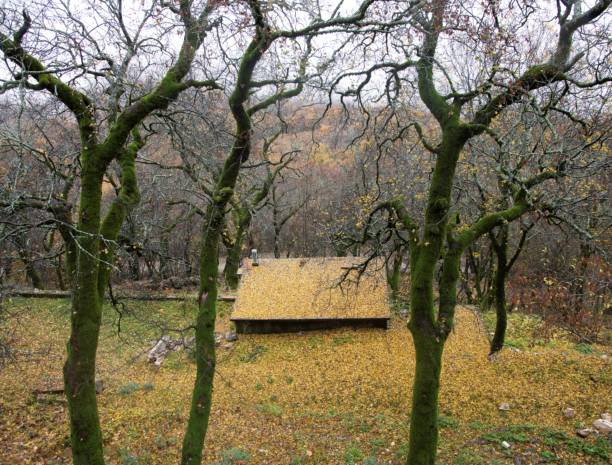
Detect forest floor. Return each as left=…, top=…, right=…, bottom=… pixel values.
left=0, top=297, right=610, bottom=465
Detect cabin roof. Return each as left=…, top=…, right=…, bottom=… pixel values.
left=231, top=257, right=390, bottom=321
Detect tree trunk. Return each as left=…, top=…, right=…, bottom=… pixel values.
left=63, top=168, right=106, bottom=465
left=406, top=330, right=444, bottom=465
left=55, top=252, right=66, bottom=290
left=159, top=233, right=170, bottom=280
left=181, top=160, right=244, bottom=464
left=406, top=247, right=444, bottom=465
left=180, top=203, right=221, bottom=465
left=181, top=24, right=268, bottom=459
left=63, top=134, right=141, bottom=465
left=387, top=249, right=403, bottom=300
left=490, top=227, right=508, bottom=355
left=15, top=235, right=44, bottom=289
left=272, top=210, right=281, bottom=259
left=224, top=206, right=250, bottom=290
left=403, top=121, right=467, bottom=465
left=224, top=234, right=243, bottom=290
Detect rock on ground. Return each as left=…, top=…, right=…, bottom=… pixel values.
left=592, top=418, right=612, bottom=433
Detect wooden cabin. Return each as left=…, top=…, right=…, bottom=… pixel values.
left=231, top=257, right=390, bottom=333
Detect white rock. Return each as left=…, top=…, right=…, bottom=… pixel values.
left=501, top=441, right=511, bottom=449
left=593, top=419, right=612, bottom=433
left=148, top=336, right=171, bottom=366
left=577, top=428, right=593, bottom=438
left=499, top=402, right=511, bottom=411
left=601, top=413, right=611, bottom=422
left=563, top=407, right=575, bottom=418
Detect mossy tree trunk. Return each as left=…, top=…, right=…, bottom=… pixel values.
left=488, top=221, right=531, bottom=355
left=0, top=8, right=219, bottom=464
left=464, top=243, right=494, bottom=309
left=64, top=130, right=143, bottom=465
left=182, top=6, right=270, bottom=463
left=182, top=4, right=311, bottom=461
left=223, top=141, right=293, bottom=290
left=405, top=127, right=467, bottom=465
left=390, top=2, right=600, bottom=461
left=387, top=245, right=405, bottom=300
left=490, top=225, right=508, bottom=355
left=63, top=159, right=106, bottom=465
left=224, top=203, right=251, bottom=290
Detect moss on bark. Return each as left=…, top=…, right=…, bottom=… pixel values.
left=181, top=14, right=271, bottom=462
left=224, top=204, right=251, bottom=290
left=406, top=331, right=444, bottom=465
left=63, top=163, right=105, bottom=465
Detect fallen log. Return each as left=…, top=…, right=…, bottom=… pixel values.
left=6, top=288, right=236, bottom=302
left=7, top=289, right=70, bottom=298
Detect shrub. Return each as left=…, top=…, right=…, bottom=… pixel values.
left=118, top=382, right=140, bottom=395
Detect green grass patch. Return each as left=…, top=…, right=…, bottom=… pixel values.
left=213, top=447, right=250, bottom=465
left=332, top=334, right=354, bottom=346
left=256, top=402, right=282, bottom=417
left=239, top=345, right=267, bottom=363
left=453, top=450, right=486, bottom=465
left=438, top=414, right=458, bottom=429
left=481, top=424, right=536, bottom=444
left=118, top=382, right=141, bottom=395
left=343, top=444, right=364, bottom=464
left=574, top=343, right=595, bottom=355
left=567, top=437, right=610, bottom=460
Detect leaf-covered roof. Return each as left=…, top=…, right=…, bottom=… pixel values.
left=232, top=258, right=390, bottom=321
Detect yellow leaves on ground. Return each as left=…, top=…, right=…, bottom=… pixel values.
left=233, top=258, right=390, bottom=320
left=0, top=298, right=610, bottom=464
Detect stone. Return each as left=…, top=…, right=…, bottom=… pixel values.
left=95, top=379, right=104, bottom=394
left=499, top=402, right=511, bottom=411
left=148, top=335, right=197, bottom=366
left=214, top=332, right=223, bottom=346
left=501, top=441, right=511, bottom=449
left=225, top=331, right=237, bottom=342
left=148, top=336, right=171, bottom=366
left=222, top=342, right=234, bottom=350
left=601, top=413, right=611, bottom=422
left=576, top=428, right=594, bottom=438
left=184, top=337, right=195, bottom=351
left=563, top=407, right=575, bottom=418
left=592, top=419, right=612, bottom=433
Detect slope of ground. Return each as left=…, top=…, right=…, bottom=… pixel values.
left=0, top=297, right=610, bottom=465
